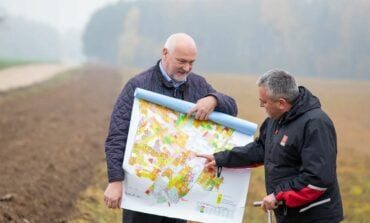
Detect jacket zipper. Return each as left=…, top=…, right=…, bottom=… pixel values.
left=173, top=88, right=178, bottom=98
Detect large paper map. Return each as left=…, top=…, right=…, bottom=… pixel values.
left=122, top=88, right=257, bottom=223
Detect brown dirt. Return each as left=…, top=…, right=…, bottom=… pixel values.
left=0, top=66, right=122, bottom=223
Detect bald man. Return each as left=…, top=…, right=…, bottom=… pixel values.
left=103, top=33, right=238, bottom=223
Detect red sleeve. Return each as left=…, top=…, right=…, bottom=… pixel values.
left=275, top=184, right=326, bottom=207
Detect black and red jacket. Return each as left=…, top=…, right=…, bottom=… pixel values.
left=214, top=86, right=343, bottom=223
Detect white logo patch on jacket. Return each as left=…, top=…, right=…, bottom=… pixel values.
left=280, top=134, right=288, bottom=146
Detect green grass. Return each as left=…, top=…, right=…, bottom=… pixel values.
left=0, top=58, right=60, bottom=70
left=0, top=58, right=35, bottom=70
left=70, top=163, right=121, bottom=223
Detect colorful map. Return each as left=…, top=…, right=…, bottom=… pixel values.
left=122, top=88, right=257, bottom=223
left=129, top=100, right=235, bottom=205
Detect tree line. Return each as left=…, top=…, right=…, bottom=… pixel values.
left=83, top=0, right=370, bottom=79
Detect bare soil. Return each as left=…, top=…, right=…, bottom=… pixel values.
left=0, top=66, right=122, bottom=223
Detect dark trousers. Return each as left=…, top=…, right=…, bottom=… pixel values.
left=123, top=209, right=186, bottom=223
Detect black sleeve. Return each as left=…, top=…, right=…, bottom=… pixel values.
left=214, top=119, right=268, bottom=167
left=104, top=80, right=136, bottom=182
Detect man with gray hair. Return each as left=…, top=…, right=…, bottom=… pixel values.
left=198, top=69, right=343, bottom=222
left=103, top=33, right=238, bottom=223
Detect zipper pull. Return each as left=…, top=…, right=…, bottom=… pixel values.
left=217, top=166, right=222, bottom=178
left=284, top=204, right=287, bottom=216
left=173, top=88, right=177, bottom=97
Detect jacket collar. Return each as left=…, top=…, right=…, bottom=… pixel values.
left=155, top=60, right=189, bottom=90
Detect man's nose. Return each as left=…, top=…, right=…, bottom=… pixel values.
left=183, top=63, right=191, bottom=72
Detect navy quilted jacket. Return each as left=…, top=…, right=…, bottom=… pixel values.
left=105, top=61, right=238, bottom=182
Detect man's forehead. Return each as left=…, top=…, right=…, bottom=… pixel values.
left=258, top=86, right=268, bottom=94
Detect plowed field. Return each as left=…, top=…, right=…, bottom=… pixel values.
left=0, top=66, right=121, bottom=223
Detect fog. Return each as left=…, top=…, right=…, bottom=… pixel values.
left=1, top=0, right=369, bottom=79
left=0, top=0, right=119, bottom=62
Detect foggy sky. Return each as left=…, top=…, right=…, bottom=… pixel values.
left=1, top=0, right=369, bottom=79
left=0, top=0, right=119, bottom=33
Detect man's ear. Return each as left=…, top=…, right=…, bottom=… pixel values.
left=162, top=48, right=168, bottom=58
left=278, top=98, right=288, bottom=110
